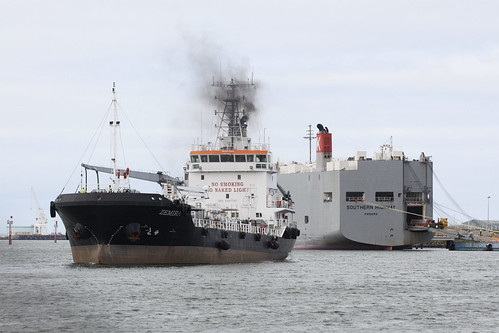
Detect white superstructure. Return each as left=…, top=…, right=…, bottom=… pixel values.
left=183, top=79, right=296, bottom=233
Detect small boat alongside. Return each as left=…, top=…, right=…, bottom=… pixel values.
left=447, top=241, right=498, bottom=251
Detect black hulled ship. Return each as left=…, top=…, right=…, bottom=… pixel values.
left=51, top=81, right=299, bottom=264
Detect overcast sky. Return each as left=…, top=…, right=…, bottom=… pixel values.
left=2, top=1, right=499, bottom=234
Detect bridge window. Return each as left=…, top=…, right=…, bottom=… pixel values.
left=346, top=192, right=364, bottom=202
left=208, top=155, right=220, bottom=162
left=190, top=155, right=200, bottom=163
left=376, top=192, right=394, bottom=202
left=235, top=155, right=246, bottom=162
left=221, top=154, right=234, bottom=162
left=247, top=155, right=254, bottom=162
left=200, top=155, right=208, bottom=162
left=256, top=155, right=267, bottom=162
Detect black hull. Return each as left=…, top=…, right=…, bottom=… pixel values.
left=53, top=192, right=297, bottom=264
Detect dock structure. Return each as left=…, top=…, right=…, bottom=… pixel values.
left=425, top=225, right=498, bottom=251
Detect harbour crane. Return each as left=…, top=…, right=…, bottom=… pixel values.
left=31, top=187, right=48, bottom=235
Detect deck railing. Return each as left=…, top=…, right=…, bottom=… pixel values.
left=192, top=218, right=286, bottom=237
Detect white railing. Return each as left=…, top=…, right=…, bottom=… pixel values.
left=191, top=142, right=270, bottom=152
left=192, top=218, right=286, bottom=237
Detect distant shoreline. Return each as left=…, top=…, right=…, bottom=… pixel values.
left=0, top=234, right=67, bottom=240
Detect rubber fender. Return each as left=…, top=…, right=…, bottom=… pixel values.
left=221, top=230, right=229, bottom=238
left=269, top=239, right=280, bottom=249
left=218, top=240, right=230, bottom=250
left=50, top=201, right=56, bottom=218
left=239, top=231, right=246, bottom=239
left=201, top=228, right=209, bottom=236
left=254, top=233, right=261, bottom=241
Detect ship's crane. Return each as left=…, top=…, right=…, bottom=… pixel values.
left=31, top=187, right=48, bottom=235
left=81, top=163, right=202, bottom=201
left=81, top=163, right=182, bottom=185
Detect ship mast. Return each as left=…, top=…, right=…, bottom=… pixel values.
left=213, top=78, right=256, bottom=150
left=110, top=82, right=120, bottom=187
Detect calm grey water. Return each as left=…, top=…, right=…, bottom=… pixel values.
left=0, top=241, right=497, bottom=332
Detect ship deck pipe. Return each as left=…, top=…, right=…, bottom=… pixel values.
left=84, top=168, right=101, bottom=191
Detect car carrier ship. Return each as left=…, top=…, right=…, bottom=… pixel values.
left=277, top=125, right=434, bottom=250
left=51, top=80, right=299, bottom=264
